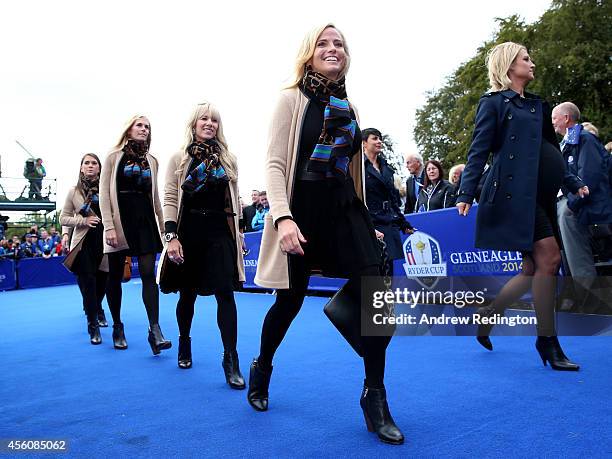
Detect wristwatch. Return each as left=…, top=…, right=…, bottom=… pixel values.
left=163, top=232, right=177, bottom=243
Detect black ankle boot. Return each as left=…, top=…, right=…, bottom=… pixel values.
left=475, top=305, right=495, bottom=351
left=360, top=381, right=404, bottom=445
left=148, top=324, right=172, bottom=355
left=112, top=323, right=127, bottom=350
left=88, top=322, right=102, bottom=345
left=247, top=359, right=272, bottom=411
left=97, top=309, right=108, bottom=327
left=178, top=336, right=192, bottom=369
left=222, top=350, right=245, bottom=390
left=535, top=336, right=580, bottom=371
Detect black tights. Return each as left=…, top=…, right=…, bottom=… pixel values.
left=176, top=289, right=239, bottom=351
left=258, top=258, right=391, bottom=388
left=77, top=270, right=108, bottom=325
left=107, top=252, right=160, bottom=326
left=481, top=236, right=560, bottom=336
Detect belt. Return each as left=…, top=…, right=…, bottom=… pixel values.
left=119, top=190, right=146, bottom=194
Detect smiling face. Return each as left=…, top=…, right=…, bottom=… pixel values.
left=309, top=27, right=347, bottom=80
left=194, top=111, right=219, bottom=142
left=128, top=117, right=150, bottom=143
left=80, top=155, right=100, bottom=178
left=426, top=163, right=440, bottom=182
left=508, top=48, right=535, bottom=84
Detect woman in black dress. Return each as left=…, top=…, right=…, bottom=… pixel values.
left=158, top=102, right=246, bottom=389
left=456, top=42, right=588, bottom=370
left=100, top=115, right=172, bottom=355
left=60, top=153, right=108, bottom=344
left=249, top=24, right=404, bottom=445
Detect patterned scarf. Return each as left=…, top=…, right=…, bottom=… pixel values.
left=78, top=174, right=99, bottom=216
left=561, top=124, right=583, bottom=150
left=182, top=139, right=229, bottom=194
left=301, top=68, right=356, bottom=181
left=122, top=139, right=151, bottom=186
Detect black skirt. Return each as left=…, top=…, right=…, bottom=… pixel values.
left=159, top=181, right=239, bottom=296
left=290, top=177, right=381, bottom=279
left=118, top=192, right=163, bottom=256
left=71, top=202, right=104, bottom=275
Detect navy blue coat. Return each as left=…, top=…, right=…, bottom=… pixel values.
left=457, top=90, right=584, bottom=251
left=561, top=129, right=612, bottom=225
left=364, top=156, right=410, bottom=259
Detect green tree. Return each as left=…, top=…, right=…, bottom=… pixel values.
left=414, top=0, right=611, bottom=169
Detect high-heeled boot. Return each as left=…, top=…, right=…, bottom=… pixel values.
left=360, top=381, right=404, bottom=445
left=177, top=336, right=192, bottom=369
left=87, top=322, right=102, bottom=345
left=112, top=323, right=127, bottom=350
left=148, top=324, right=172, bottom=355
left=247, top=359, right=273, bottom=411
left=475, top=305, right=496, bottom=351
left=222, top=350, right=245, bottom=390
left=97, top=309, right=108, bottom=327
left=535, top=336, right=580, bottom=371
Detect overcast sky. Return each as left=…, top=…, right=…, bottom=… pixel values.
left=0, top=0, right=552, bottom=211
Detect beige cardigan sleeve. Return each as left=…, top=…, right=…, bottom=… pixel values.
left=60, top=188, right=87, bottom=230
left=163, top=152, right=181, bottom=225
left=265, top=92, right=295, bottom=226
left=99, top=152, right=115, bottom=232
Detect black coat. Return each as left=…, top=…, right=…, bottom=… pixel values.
left=404, top=170, right=425, bottom=215
left=562, top=129, right=612, bottom=225
left=457, top=89, right=584, bottom=251
left=242, top=204, right=258, bottom=232
left=364, top=156, right=410, bottom=259
left=415, top=179, right=456, bottom=212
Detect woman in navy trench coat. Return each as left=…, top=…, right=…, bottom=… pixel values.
left=456, top=42, right=588, bottom=371
left=362, top=128, right=414, bottom=264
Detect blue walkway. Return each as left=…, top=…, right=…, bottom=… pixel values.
left=0, top=282, right=610, bottom=457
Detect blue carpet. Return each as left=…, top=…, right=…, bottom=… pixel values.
left=0, top=282, right=611, bottom=458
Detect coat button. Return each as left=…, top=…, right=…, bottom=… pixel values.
left=507, top=113, right=513, bottom=120
left=504, top=98, right=510, bottom=103
left=509, top=154, right=515, bottom=160
left=530, top=107, right=536, bottom=113
left=506, top=193, right=512, bottom=199
left=493, top=180, right=497, bottom=187
left=510, top=135, right=516, bottom=140
left=508, top=175, right=513, bottom=180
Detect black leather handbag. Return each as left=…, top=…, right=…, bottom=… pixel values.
left=323, top=240, right=395, bottom=357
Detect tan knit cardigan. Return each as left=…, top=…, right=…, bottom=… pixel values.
left=254, top=88, right=364, bottom=289
left=60, top=186, right=109, bottom=271
left=99, top=149, right=164, bottom=254
left=156, top=151, right=245, bottom=284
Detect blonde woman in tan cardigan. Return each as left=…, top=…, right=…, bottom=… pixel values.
left=99, top=115, right=171, bottom=355
left=157, top=102, right=246, bottom=388
left=248, top=24, right=403, bottom=445
left=60, top=153, right=108, bottom=345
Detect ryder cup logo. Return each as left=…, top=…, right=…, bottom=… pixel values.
left=403, top=232, right=447, bottom=288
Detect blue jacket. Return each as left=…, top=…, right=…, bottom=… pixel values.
left=561, top=127, right=612, bottom=225
left=251, top=207, right=269, bottom=231
left=457, top=90, right=584, bottom=251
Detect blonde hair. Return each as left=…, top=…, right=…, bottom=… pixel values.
left=113, top=114, right=151, bottom=151
left=287, top=23, right=351, bottom=88
left=581, top=122, right=599, bottom=137
left=448, top=164, right=465, bottom=184
left=486, top=42, right=527, bottom=92
left=176, top=102, right=238, bottom=182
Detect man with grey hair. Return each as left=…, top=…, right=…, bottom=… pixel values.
left=552, top=101, right=612, bottom=311
left=404, top=152, right=424, bottom=214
